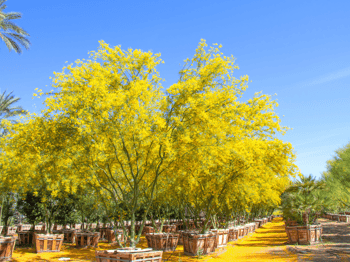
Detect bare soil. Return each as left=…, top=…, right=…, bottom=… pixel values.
left=287, top=218, right=350, bottom=261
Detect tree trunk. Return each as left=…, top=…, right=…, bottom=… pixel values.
left=130, top=212, right=135, bottom=248
left=302, top=212, right=309, bottom=225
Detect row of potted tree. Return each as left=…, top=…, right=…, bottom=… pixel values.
left=0, top=40, right=298, bottom=260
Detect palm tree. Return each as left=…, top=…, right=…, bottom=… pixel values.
left=281, top=175, right=326, bottom=225
left=0, top=90, right=27, bottom=135
left=0, top=90, right=27, bottom=228
left=0, top=0, right=30, bottom=54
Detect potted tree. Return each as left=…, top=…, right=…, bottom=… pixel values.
left=282, top=175, right=324, bottom=245
left=16, top=192, right=44, bottom=246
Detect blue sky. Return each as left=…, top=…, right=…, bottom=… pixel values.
left=2, top=0, right=350, bottom=178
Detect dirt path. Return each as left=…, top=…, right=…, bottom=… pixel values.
left=287, top=218, right=350, bottom=261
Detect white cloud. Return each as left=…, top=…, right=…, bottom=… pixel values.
left=304, top=66, right=350, bottom=87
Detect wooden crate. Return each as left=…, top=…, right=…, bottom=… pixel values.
left=0, top=236, right=16, bottom=261
left=228, top=227, right=238, bottom=242
left=75, top=232, right=100, bottom=248
left=53, top=229, right=76, bottom=243
left=106, top=229, right=124, bottom=244
left=339, top=215, right=350, bottom=223
left=95, top=249, right=162, bottom=262
left=211, top=229, right=228, bottom=247
left=34, top=234, right=64, bottom=253
left=17, top=231, right=34, bottom=246
left=254, top=219, right=263, bottom=228
left=34, top=225, right=44, bottom=231
left=243, top=225, right=249, bottom=236
left=99, top=227, right=113, bottom=239
left=17, top=224, right=32, bottom=232
left=162, top=225, right=176, bottom=233
left=285, top=226, right=298, bottom=244
left=145, top=233, right=179, bottom=251
left=182, top=232, right=216, bottom=256
left=143, top=226, right=155, bottom=235
left=53, top=224, right=63, bottom=231
left=72, top=224, right=82, bottom=230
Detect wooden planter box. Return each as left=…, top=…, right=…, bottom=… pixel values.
left=297, top=225, right=322, bottom=245
left=246, top=223, right=255, bottom=233
left=177, top=230, right=184, bottom=245
left=17, top=231, right=35, bottom=246
left=0, top=236, right=16, bottom=261
left=145, top=233, right=179, bottom=251
left=4, top=227, right=17, bottom=236
left=34, top=225, right=45, bottom=231
left=236, top=226, right=244, bottom=239
left=34, top=234, right=64, bottom=253
left=211, top=229, right=228, bottom=247
left=17, top=224, right=32, bottom=232
left=53, top=229, right=76, bottom=243
left=63, top=230, right=76, bottom=243
left=72, top=224, right=82, bottom=230
left=99, top=227, right=114, bottom=239
left=254, top=219, right=263, bottom=228
left=175, top=223, right=183, bottom=231
left=263, top=218, right=268, bottom=225
left=182, top=232, right=217, bottom=256
left=331, top=214, right=339, bottom=221
left=286, top=225, right=322, bottom=245
left=106, top=229, right=124, bottom=244
left=228, top=228, right=238, bottom=242
left=143, top=226, right=155, bottom=235
left=95, top=249, right=162, bottom=262
left=243, top=225, right=249, bottom=236
left=162, top=225, right=176, bottom=233
left=339, top=215, right=350, bottom=223
left=286, top=226, right=298, bottom=244
left=53, top=224, right=63, bottom=231
left=75, top=232, right=100, bottom=248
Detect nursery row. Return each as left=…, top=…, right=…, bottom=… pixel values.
left=0, top=216, right=274, bottom=261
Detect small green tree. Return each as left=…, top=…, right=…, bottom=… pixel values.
left=281, top=175, right=325, bottom=225
left=322, top=141, right=350, bottom=211
left=17, top=192, right=43, bottom=230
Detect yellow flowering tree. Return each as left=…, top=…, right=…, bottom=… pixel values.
left=0, top=39, right=298, bottom=247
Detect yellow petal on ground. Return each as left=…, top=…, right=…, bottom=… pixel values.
left=12, top=218, right=297, bottom=262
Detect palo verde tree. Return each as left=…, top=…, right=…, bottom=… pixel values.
left=1, top=40, right=297, bottom=247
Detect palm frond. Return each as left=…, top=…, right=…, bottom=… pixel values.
left=0, top=32, right=21, bottom=53
left=3, top=11, right=22, bottom=20
left=0, top=0, right=6, bottom=11
left=0, top=1, right=30, bottom=54
left=1, top=21, right=29, bottom=36
left=6, top=32, right=30, bottom=49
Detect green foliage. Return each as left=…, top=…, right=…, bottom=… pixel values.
left=0, top=0, right=30, bottom=54
left=17, top=192, right=43, bottom=226
left=322, top=141, right=350, bottom=211
left=52, top=194, right=78, bottom=227
left=281, top=174, right=325, bottom=225
left=0, top=90, right=27, bottom=136
left=1, top=192, right=16, bottom=226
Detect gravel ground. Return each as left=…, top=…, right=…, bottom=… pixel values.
left=287, top=218, right=350, bottom=262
